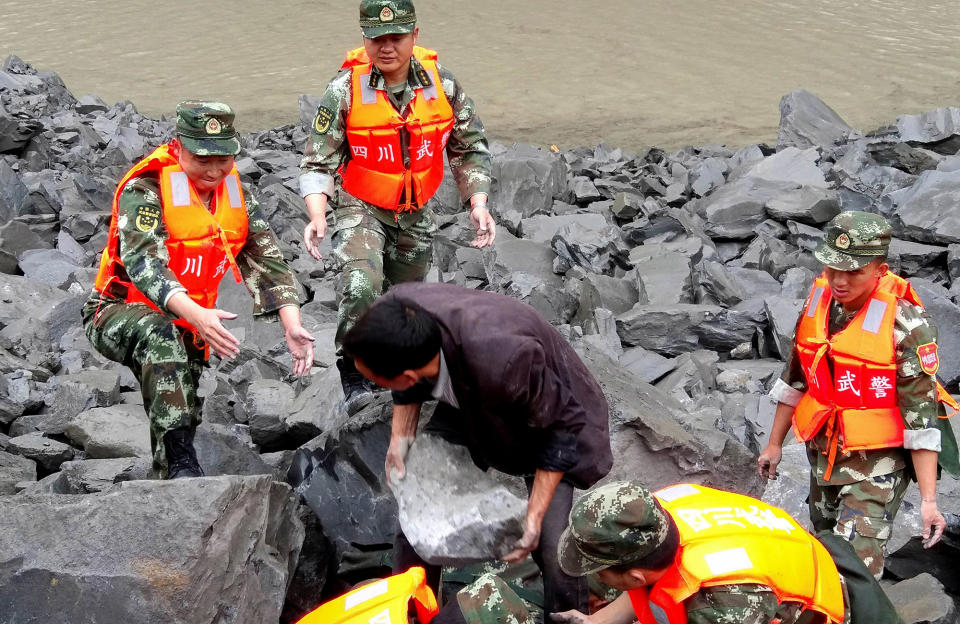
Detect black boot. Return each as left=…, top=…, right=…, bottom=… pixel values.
left=337, top=357, right=374, bottom=416
left=163, top=426, right=204, bottom=479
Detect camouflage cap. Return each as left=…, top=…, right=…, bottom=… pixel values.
left=558, top=481, right=671, bottom=576
left=813, top=210, right=891, bottom=271
left=455, top=573, right=533, bottom=624
left=359, top=0, right=416, bottom=38
left=175, top=101, right=241, bottom=156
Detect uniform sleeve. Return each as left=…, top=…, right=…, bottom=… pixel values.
left=436, top=63, right=492, bottom=202
left=502, top=340, right=584, bottom=473
left=298, top=71, right=352, bottom=199
left=116, top=177, right=187, bottom=311
left=685, top=584, right=785, bottom=624
left=894, top=300, right=941, bottom=451
left=237, top=190, right=302, bottom=318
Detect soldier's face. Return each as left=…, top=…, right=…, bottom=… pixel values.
left=363, top=29, right=418, bottom=78
left=823, top=259, right=888, bottom=311
left=176, top=144, right=235, bottom=195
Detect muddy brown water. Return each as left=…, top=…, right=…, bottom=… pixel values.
left=1, top=0, right=957, bottom=151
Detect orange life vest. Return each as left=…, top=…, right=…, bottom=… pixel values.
left=93, top=144, right=247, bottom=336
left=338, top=46, right=454, bottom=213
left=295, top=566, right=438, bottom=624
left=792, top=273, right=958, bottom=480
left=627, top=484, right=846, bottom=624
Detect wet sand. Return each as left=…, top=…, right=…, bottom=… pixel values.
left=1, top=0, right=957, bottom=151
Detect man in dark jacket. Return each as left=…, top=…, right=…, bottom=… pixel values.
left=342, top=282, right=613, bottom=616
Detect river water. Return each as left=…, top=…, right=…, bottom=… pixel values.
left=1, top=0, right=957, bottom=150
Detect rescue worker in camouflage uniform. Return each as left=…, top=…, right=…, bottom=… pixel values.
left=84, top=101, right=314, bottom=479
left=551, top=481, right=903, bottom=624
left=758, top=211, right=960, bottom=578
left=299, top=0, right=495, bottom=414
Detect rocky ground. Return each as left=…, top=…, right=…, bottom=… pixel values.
left=1, top=54, right=959, bottom=623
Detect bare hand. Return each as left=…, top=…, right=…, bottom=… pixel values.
left=469, top=205, right=497, bottom=249
left=502, top=515, right=541, bottom=563
left=303, top=216, right=328, bottom=261
left=550, top=610, right=593, bottom=623
left=921, top=499, right=946, bottom=548
left=385, top=435, right=414, bottom=485
left=187, top=307, right=240, bottom=359
left=285, top=325, right=315, bottom=377
left=757, top=443, right=783, bottom=480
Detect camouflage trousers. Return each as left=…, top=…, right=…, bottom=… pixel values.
left=808, top=469, right=909, bottom=580
left=330, top=195, right=436, bottom=348
left=446, top=573, right=533, bottom=624
left=82, top=298, right=205, bottom=476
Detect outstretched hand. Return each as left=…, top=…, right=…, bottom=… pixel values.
left=757, top=443, right=782, bottom=480
left=285, top=325, right=315, bottom=377
left=385, top=435, right=414, bottom=485
left=502, top=515, right=541, bottom=563
left=921, top=499, right=946, bottom=548
left=470, top=205, right=497, bottom=249
left=188, top=307, right=240, bottom=359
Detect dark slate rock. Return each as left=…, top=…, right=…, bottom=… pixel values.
left=897, top=107, right=960, bottom=154
left=764, top=185, right=840, bottom=225
left=0, top=100, right=42, bottom=154
left=743, top=146, right=829, bottom=188
left=947, top=244, right=960, bottom=283
left=0, top=273, right=85, bottom=346
left=654, top=350, right=719, bottom=406
left=764, top=296, right=805, bottom=360
left=780, top=267, right=816, bottom=300
left=490, top=144, right=567, bottom=218
left=695, top=261, right=781, bottom=307
left=575, top=272, right=643, bottom=324
left=611, top=191, right=644, bottom=219
left=482, top=237, right=576, bottom=323
left=619, top=346, right=676, bottom=384
left=689, top=157, right=727, bottom=197
left=777, top=89, right=854, bottom=150
left=631, top=252, right=694, bottom=305
left=578, top=343, right=764, bottom=496
left=617, top=303, right=723, bottom=355
left=242, top=379, right=296, bottom=452
left=0, top=159, right=29, bottom=220
left=888, top=169, right=960, bottom=244
left=287, top=397, right=398, bottom=557
left=27, top=457, right=154, bottom=494
left=63, top=404, right=150, bottom=459
left=0, top=449, right=36, bottom=494
left=570, top=176, right=602, bottom=204
left=519, top=213, right=607, bottom=245
left=886, top=573, right=957, bottom=624
left=552, top=223, right=627, bottom=275
left=17, top=248, right=80, bottom=287
left=888, top=238, right=948, bottom=277
left=389, top=434, right=525, bottom=565
left=74, top=94, right=109, bottom=115
left=785, top=220, right=825, bottom=252
left=688, top=178, right=774, bottom=240
left=195, top=423, right=274, bottom=476
left=0, top=476, right=302, bottom=624
left=6, top=433, right=74, bottom=473
left=297, top=93, right=322, bottom=129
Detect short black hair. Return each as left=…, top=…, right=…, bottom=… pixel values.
left=342, top=298, right=441, bottom=379
left=608, top=513, right=680, bottom=574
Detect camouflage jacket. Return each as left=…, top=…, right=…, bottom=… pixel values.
left=87, top=171, right=301, bottom=319
left=684, top=583, right=813, bottom=624
left=775, top=295, right=941, bottom=484
left=299, top=53, right=492, bottom=229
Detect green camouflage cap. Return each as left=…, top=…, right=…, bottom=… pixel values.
left=359, top=0, right=416, bottom=38
left=175, top=101, right=241, bottom=156
left=558, top=481, right=670, bottom=576
left=455, top=573, right=534, bottom=624
left=813, top=210, right=891, bottom=271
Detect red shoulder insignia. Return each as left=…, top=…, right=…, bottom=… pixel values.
left=917, top=342, right=939, bottom=376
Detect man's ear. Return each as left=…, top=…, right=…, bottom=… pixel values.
left=170, top=138, right=181, bottom=158
left=412, top=26, right=419, bottom=45
left=878, top=261, right=890, bottom=276
left=398, top=369, right=421, bottom=390
left=627, top=568, right=648, bottom=586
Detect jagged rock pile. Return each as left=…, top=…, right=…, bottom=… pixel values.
left=2, top=54, right=960, bottom=622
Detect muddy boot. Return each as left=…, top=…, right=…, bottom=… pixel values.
left=163, top=426, right=204, bottom=479
left=337, top=357, right=374, bottom=416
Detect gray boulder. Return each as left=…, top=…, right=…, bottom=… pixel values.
left=24, top=457, right=154, bottom=494
left=490, top=144, right=567, bottom=218
left=886, top=573, right=957, bottom=624
left=764, top=185, right=840, bottom=225
left=0, top=449, right=36, bottom=494
left=777, top=89, right=854, bottom=150
left=911, top=281, right=960, bottom=387
left=64, top=404, right=151, bottom=459
left=897, top=107, right=960, bottom=154
left=0, top=160, right=30, bottom=220
left=888, top=238, right=947, bottom=277
left=389, top=434, right=526, bottom=565
left=194, top=422, right=273, bottom=476
left=519, top=213, right=608, bottom=245
left=619, top=346, right=676, bottom=384
left=632, top=252, right=694, bottom=305
left=888, top=169, right=960, bottom=244
left=0, top=476, right=303, bottom=624
left=764, top=297, right=804, bottom=360
left=6, top=433, right=74, bottom=473
left=482, top=237, right=575, bottom=323
left=552, top=222, right=627, bottom=275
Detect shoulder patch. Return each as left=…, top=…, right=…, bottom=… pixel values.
left=135, top=204, right=161, bottom=232
left=313, top=106, right=334, bottom=134
left=917, top=342, right=939, bottom=375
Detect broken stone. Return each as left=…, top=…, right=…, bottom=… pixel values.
left=764, top=185, right=840, bottom=225
left=64, top=404, right=151, bottom=459
left=6, top=433, right=74, bottom=473
left=910, top=280, right=960, bottom=386
left=389, top=434, right=526, bottom=565
left=888, top=238, right=947, bottom=277
left=519, top=213, right=608, bottom=246
left=551, top=222, right=627, bottom=275
left=885, top=573, right=957, bottom=624
left=490, top=144, right=567, bottom=218
left=619, top=346, right=676, bottom=384
left=0, top=449, right=36, bottom=494
left=631, top=252, right=694, bottom=305
left=888, top=169, right=960, bottom=244
left=777, top=89, right=854, bottom=150
left=0, top=475, right=302, bottom=624
left=195, top=422, right=273, bottom=476
left=896, top=107, right=960, bottom=154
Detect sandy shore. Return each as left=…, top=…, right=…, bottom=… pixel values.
left=1, top=0, right=957, bottom=151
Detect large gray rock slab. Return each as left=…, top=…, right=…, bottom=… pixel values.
left=764, top=297, right=804, bottom=360
left=888, top=238, right=948, bottom=277
left=617, top=303, right=760, bottom=356
left=888, top=169, right=960, bottom=244
left=0, top=273, right=84, bottom=346
left=632, top=252, right=694, bottom=305
left=194, top=422, right=273, bottom=477
left=0, top=449, right=36, bottom=494
left=6, top=433, right=74, bottom=472
left=911, top=281, right=960, bottom=387
left=619, top=346, right=676, bottom=384
left=574, top=272, right=643, bottom=324
left=0, top=475, right=303, bottom=624
left=886, top=573, right=957, bottom=624
left=897, top=107, right=960, bottom=154
left=743, top=146, right=829, bottom=189
left=63, top=404, right=151, bottom=459
left=490, top=144, right=567, bottom=218
left=578, top=343, right=764, bottom=496
left=389, top=434, right=526, bottom=565
left=764, top=185, right=840, bottom=225
left=23, top=457, right=154, bottom=494
left=241, top=378, right=296, bottom=451
left=17, top=248, right=81, bottom=287
left=0, top=159, right=29, bottom=220
left=482, top=237, right=575, bottom=323
left=695, top=260, right=780, bottom=307
left=777, top=89, right=854, bottom=150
